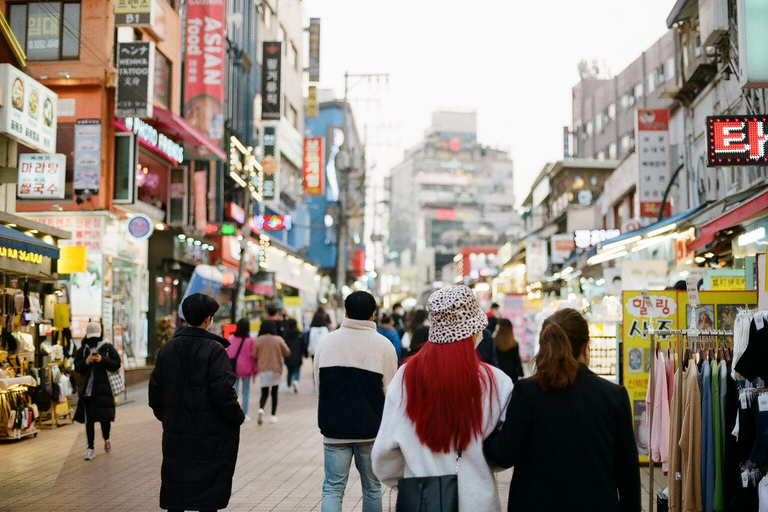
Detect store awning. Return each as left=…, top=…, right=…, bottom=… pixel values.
left=152, top=107, right=227, bottom=161
left=0, top=224, right=59, bottom=259
left=689, top=188, right=768, bottom=252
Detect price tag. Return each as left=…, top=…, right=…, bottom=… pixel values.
left=756, top=313, right=765, bottom=331
left=741, top=393, right=749, bottom=409
left=675, top=472, right=682, bottom=481
left=742, top=470, right=750, bottom=488
left=686, top=276, right=700, bottom=308
left=759, top=394, right=768, bottom=412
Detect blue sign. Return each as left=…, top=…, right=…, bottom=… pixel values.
left=178, top=265, right=224, bottom=320
left=127, top=214, right=154, bottom=240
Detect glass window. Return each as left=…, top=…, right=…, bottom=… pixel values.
left=113, top=133, right=135, bottom=203
left=633, top=82, right=643, bottom=99
left=608, top=142, right=617, bottom=159
left=645, top=72, right=657, bottom=94
left=608, top=103, right=616, bottom=120
left=586, top=121, right=593, bottom=136
left=620, top=94, right=630, bottom=111
left=154, top=50, right=172, bottom=107
left=595, top=113, right=603, bottom=133
left=8, top=5, right=27, bottom=49
left=621, top=134, right=631, bottom=151
left=61, top=2, right=79, bottom=58
left=663, top=58, right=675, bottom=82
left=8, top=2, right=80, bottom=61
left=597, top=151, right=606, bottom=161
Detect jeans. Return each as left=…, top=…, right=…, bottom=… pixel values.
left=286, top=365, right=301, bottom=387
left=235, top=377, right=251, bottom=415
left=85, top=420, right=111, bottom=450
left=322, top=443, right=382, bottom=512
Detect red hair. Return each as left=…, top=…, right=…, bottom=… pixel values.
left=402, top=337, right=498, bottom=453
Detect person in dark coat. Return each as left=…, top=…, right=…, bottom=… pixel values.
left=476, top=328, right=499, bottom=368
left=484, top=308, right=641, bottom=512
left=283, top=318, right=306, bottom=392
left=73, top=321, right=121, bottom=461
left=494, top=319, right=525, bottom=383
left=149, top=293, right=245, bottom=512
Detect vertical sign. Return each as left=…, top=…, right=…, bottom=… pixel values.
left=563, top=126, right=570, bottom=158
left=194, top=170, right=208, bottom=231
left=184, top=0, right=225, bottom=146
left=307, top=85, right=318, bottom=118
left=73, top=119, right=102, bottom=193
left=636, top=109, right=670, bottom=217
left=303, top=137, right=324, bottom=196
left=524, top=239, right=548, bottom=283
left=115, top=42, right=155, bottom=118
left=114, top=0, right=152, bottom=26
left=261, top=42, right=282, bottom=121
left=308, top=18, right=321, bottom=82
left=17, top=154, right=66, bottom=199
left=261, top=125, right=278, bottom=200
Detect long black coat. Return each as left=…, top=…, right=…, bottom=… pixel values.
left=73, top=342, right=121, bottom=424
left=148, top=327, right=245, bottom=511
left=284, top=330, right=306, bottom=368
left=484, top=364, right=641, bottom=512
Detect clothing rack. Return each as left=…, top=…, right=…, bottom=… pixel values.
left=644, top=328, right=733, bottom=512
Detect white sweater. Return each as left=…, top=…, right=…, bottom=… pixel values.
left=372, top=365, right=514, bottom=511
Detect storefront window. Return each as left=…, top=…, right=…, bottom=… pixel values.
left=113, top=133, right=135, bottom=203
left=8, top=2, right=81, bottom=61
left=154, top=50, right=171, bottom=107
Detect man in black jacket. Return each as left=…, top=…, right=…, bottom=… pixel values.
left=149, top=293, right=245, bottom=512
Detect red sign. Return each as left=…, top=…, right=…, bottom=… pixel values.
left=184, top=0, right=225, bottom=146
left=255, top=215, right=292, bottom=231
left=436, top=209, right=457, bottom=221
left=194, top=171, right=207, bottom=231
left=302, top=137, right=324, bottom=196
left=707, top=116, right=768, bottom=166
left=226, top=201, right=246, bottom=224
left=351, top=249, right=365, bottom=277
left=636, top=109, right=670, bottom=218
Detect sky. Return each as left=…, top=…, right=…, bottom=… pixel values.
left=302, top=0, right=677, bottom=208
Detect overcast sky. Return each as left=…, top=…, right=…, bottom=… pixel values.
left=303, top=0, right=676, bottom=208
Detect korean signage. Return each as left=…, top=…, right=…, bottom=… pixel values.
left=26, top=5, right=60, bottom=61
left=32, top=215, right=106, bottom=253
left=303, top=137, right=324, bottom=196
left=0, top=246, right=44, bottom=265
left=636, top=109, right=670, bottom=217
left=574, top=229, right=621, bottom=249
left=307, top=85, right=318, bottom=118
left=114, top=0, right=152, bottom=26
left=17, top=153, right=65, bottom=199
left=706, top=116, right=768, bottom=166
left=0, top=64, right=57, bottom=153
left=551, top=234, right=576, bottom=264
left=184, top=0, right=225, bottom=145
left=74, top=120, right=101, bottom=193
left=308, top=18, right=321, bottom=82
left=115, top=42, right=155, bottom=118
left=261, top=125, right=277, bottom=200
left=261, top=42, right=282, bottom=121
left=124, top=117, right=184, bottom=164
left=524, top=239, right=548, bottom=283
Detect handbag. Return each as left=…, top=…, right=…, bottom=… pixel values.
left=396, top=448, right=461, bottom=512
left=229, top=337, right=246, bottom=372
left=108, top=369, right=125, bottom=397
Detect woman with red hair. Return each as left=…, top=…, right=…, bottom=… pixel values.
left=372, top=285, right=514, bottom=511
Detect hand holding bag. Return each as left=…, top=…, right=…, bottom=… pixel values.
left=395, top=448, right=461, bottom=512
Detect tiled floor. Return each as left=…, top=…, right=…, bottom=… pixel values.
left=0, top=365, right=664, bottom=511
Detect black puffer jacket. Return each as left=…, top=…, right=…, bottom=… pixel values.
left=73, top=342, right=121, bottom=423
left=148, top=327, right=245, bottom=511
left=284, top=330, right=306, bottom=367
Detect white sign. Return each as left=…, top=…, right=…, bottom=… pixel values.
left=551, top=234, right=576, bottom=264
left=636, top=109, right=670, bottom=217
left=30, top=214, right=106, bottom=253
left=738, top=227, right=766, bottom=246
left=124, top=117, right=184, bottom=163
left=0, top=64, right=58, bottom=153
left=574, top=229, right=621, bottom=249
left=17, top=153, right=66, bottom=199
left=686, top=276, right=700, bottom=306
left=525, top=239, right=548, bottom=283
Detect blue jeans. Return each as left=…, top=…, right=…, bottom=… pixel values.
left=286, top=365, right=301, bottom=387
left=235, top=377, right=251, bottom=415
left=322, top=443, right=382, bottom=512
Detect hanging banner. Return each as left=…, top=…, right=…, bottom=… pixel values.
left=307, top=85, right=318, bottom=118
left=114, top=0, right=152, bottom=26
left=308, top=18, right=321, bottom=82
left=706, top=115, right=768, bottom=166
left=303, top=137, right=324, bottom=196
left=17, top=153, right=66, bottom=199
left=261, top=125, right=277, bottom=200
left=73, top=119, right=101, bottom=193
left=184, top=0, right=225, bottom=146
left=178, top=265, right=224, bottom=320
left=550, top=234, right=575, bottom=264
left=524, top=239, right=548, bottom=283
left=115, top=41, right=155, bottom=118
left=261, top=42, right=282, bottom=121
left=636, top=109, right=670, bottom=217
left=0, top=64, right=58, bottom=153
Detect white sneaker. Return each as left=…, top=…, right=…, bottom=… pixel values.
left=270, top=415, right=279, bottom=424
left=84, top=449, right=95, bottom=461
left=292, top=381, right=299, bottom=393
left=244, top=415, right=252, bottom=422
left=257, top=408, right=264, bottom=425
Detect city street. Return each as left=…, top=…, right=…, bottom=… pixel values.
left=1, top=366, right=663, bottom=512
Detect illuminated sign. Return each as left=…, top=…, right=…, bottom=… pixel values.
left=255, top=215, right=292, bottom=231
left=738, top=226, right=766, bottom=246
left=205, top=223, right=238, bottom=236
left=0, top=246, right=43, bottom=265
left=303, top=137, right=324, bottom=195
left=124, top=117, right=184, bottom=164
left=707, top=116, right=768, bottom=166
left=574, top=229, right=621, bottom=249
left=127, top=214, right=154, bottom=240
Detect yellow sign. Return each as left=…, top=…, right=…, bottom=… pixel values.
left=283, top=296, right=301, bottom=308
left=114, top=0, right=151, bottom=14
left=58, top=246, right=86, bottom=274
left=711, top=276, right=746, bottom=291
left=54, top=303, right=70, bottom=329
left=0, top=245, right=43, bottom=264
left=306, top=86, right=318, bottom=118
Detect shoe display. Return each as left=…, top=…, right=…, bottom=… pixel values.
left=84, top=449, right=95, bottom=461
left=270, top=416, right=279, bottom=423
left=257, top=408, right=264, bottom=425
left=104, top=440, right=112, bottom=453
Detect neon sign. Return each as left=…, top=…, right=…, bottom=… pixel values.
left=707, top=116, right=768, bottom=166
left=0, top=246, right=43, bottom=264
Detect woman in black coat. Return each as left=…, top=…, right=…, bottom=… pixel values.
left=484, top=309, right=641, bottom=512
left=283, top=318, right=306, bottom=392
left=148, top=294, right=245, bottom=512
left=73, top=322, right=121, bottom=461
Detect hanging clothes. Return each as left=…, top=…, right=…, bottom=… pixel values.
left=711, top=360, right=724, bottom=512
left=681, top=362, right=703, bottom=512
left=759, top=474, right=768, bottom=512
left=669, top=367, right=683, bottom=512
left=735, top=314, right=768, bottom=383
left=702, top=361, right=715, bottom=512
left=647, top=350, right=671, bottom=473
left=732, top=311, right=755, bottom=381
left=668, top=350, right=676, bottom=405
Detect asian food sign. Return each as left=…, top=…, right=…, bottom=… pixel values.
left=17, top=153, right=66, bottom=199
left=0, top=64, right=58, bottom=153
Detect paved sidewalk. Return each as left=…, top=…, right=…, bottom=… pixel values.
left=0, top=365, right=663, bottom=511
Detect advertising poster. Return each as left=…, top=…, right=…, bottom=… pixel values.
left=678, top=290, right=756, bottom=349
left=73, top=119, right=101, bottom=193
left=524, top=239, right=548, bottom=283
left=0, top=64, right=58, bottom=153
left=115, top=42, right=155, bottom=118
left=17, top=153, right=66, bottom=199
left=184, top=0, right=225, bottom=145
left=622, top=290, right=680, bottom=461
left=550, top=234, right=575, bottom=264
left=303, top=137, right=324, bottom=195
left=261, top=42, right=282, bottom=121
left=636, top=109, right=671, bottom=217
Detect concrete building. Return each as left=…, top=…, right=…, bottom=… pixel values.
left=389, top=111, right=520, bottom=297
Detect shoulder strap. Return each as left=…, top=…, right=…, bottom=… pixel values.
left=233, top=337, right=246, bottom=362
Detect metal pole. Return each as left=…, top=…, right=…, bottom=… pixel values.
left=335, top=72, right=349, bottom=307
left=234, top=187, right=252, bottom=320
left=648, top=329, right=656, bottom=512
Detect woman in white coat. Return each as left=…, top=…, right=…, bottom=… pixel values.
left=372, top=285, right=513, bottom=511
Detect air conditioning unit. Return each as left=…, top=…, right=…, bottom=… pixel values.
left=699, top=0, right=728, bottom=47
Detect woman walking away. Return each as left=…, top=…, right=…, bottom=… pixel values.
left=372, top=285, right=514, bottom=511
left=400, top=309, right=428, bottom=356
left=252, top=320, right=290, bottom=424
left=74, top=322, right=121, bottom=461
left=484, top=309, right=641, bottom=512
left=494, top=319, right=524, bottom=383
left=377, top=313, right=402, bottom=361
left=307, top=308, right=330, bottom=359
left=227, top=319, right=258, bottom=420
left=283, top=318, right=306, bottom=392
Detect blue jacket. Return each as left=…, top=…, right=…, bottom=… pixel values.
left=377, top=327, right=402, bottom=361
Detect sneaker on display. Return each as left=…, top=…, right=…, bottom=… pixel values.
left=104, top=440, right=112, bottom=453
left=84, top=449, right=95, bottom=461
left=270, top=416, right=279, bottom=424
left=257, top=408, right=264, bottom=425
